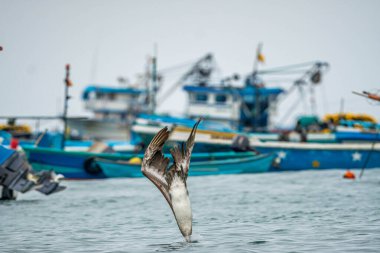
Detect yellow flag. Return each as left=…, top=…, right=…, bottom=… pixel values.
left=258, top=53, right=265, bottom=63
left=256, top=43, right=265, bottom=63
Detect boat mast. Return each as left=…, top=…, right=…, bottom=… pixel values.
left=61, top=64, right=72, bottom=150
left=252, top=43, right=263, bottom=74
left=149, top=44, right=158, bottom=114
left=252, top=43, right=263, bottom=131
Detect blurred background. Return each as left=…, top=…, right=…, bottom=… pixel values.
left=1, top=2, right=380, bottom=251
left=1, top=0, right=379, bottom=127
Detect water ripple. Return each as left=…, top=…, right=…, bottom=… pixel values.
left=0, top=169, right=380, bottom=252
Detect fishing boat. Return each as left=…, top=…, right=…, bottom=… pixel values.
left=252, top=140, right=380, bottom=170
left=22, top=145, right=267, bottom=179
left=66, top=51, right=163, bottom=141
left=132, top=114, right=380, bottom=152
left=131, top=58, right=335, bottom=148
left=132, top=113, right=380, bottom=171
left=95, top=152, right=275, bottom=178
left=0, top=119, right=32, bottom=139
left=24, top=131, right=139, bottom=153
left=22, top=146, right=123, bottom=179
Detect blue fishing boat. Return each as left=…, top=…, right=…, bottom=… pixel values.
left=95, top=153, right=275, bottom=178
left=132, top=114, right=380, bottom=171
left=22, top=145, right=264, bottom=179
left=21, top=131, right=140, bottom=153
left=22, top=146, right=123, bottom=179
left=131, top=58, right=339, bottom=149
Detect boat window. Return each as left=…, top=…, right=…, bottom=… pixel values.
left=195, top=93, right=208, bottom=102
left=96, top=92, right=104, bottom=99
left=108, top=93, right=116, bottom=100
left=215, top=94, right=227, bottom=103
left=89, top=92, right=96, bottom=99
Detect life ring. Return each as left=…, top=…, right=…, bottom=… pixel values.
left=231, top=135, right=250, bottom=152
left=83, top=157, right=103, bottom=175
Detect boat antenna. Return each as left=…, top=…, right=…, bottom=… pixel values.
left=149, top=44, right=158, bottom=114
left=89, top=44, right=100, bottom=83
left=339, top=97, right=345, bottom=114
left=251, top=43, right=264, bottom=131
left=61, top=64, right=73, bottom=150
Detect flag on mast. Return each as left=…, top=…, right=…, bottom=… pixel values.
left=65, top=64, right=73, bottom=87
left=257, top=43, right=265, bottom=63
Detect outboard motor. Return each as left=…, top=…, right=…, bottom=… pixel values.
left=0, top=145, right=66, bottom=200
left=0, top=186, right=17, bottom=200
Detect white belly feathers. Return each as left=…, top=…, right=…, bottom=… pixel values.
left=169, top=175, right=192, bottom=236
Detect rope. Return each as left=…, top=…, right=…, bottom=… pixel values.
left=359, top=130, right=379, bottom=178
left=257, top=61, right=323, bottom=74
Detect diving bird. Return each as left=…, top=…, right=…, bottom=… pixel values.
left=141, top=119, right=201, bottom=242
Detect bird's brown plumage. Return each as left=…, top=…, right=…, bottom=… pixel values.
left=141, top=118, right=201, bottom=210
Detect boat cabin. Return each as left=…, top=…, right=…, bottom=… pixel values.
left=183, top=84, right=283, bottom=132
left=82, top=86, right=148, bottom=120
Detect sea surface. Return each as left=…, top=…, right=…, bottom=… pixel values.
left=1, top=169, right=380, bottom=253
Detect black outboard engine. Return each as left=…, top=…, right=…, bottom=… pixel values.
left=0, top=145, right=66, bottom=200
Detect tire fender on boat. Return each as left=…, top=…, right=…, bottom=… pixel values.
left=83, top=157, right=103, bottom=175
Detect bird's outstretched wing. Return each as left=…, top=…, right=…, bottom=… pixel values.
left=142, top=119, right=202, bottom=206
left=169, top=119, right=202, bottom=182
left=141, top=127, right=172, bottom=207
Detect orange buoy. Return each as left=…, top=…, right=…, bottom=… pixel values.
left=343, top=170, right=356, bottom=180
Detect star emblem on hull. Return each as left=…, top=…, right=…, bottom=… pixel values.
left=278, top=151, right=287, bottom=159
left=352, top=152, right=362, bottom=161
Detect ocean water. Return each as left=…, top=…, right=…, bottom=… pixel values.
left=1, top=169, right=380, bottom=253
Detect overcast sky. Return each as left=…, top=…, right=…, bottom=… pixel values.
left=1, top=0, right=379, bottom=128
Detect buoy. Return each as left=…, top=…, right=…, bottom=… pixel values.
left=343, top=170, right=356, bottom=180
left=129, top=157, right=142, bottom=165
